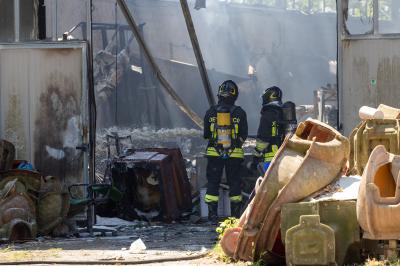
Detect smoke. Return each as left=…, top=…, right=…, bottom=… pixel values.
left=50, top=0, right=338, bottom=133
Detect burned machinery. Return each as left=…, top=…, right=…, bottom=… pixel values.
left=100, top=133, right=192, bottom=222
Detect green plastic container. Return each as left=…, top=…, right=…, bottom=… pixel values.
left=281, top=200, right=360, bottom=266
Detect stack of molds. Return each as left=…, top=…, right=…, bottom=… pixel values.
left=349, top=104, right=400, bottom=175
left=220, top=119, right=349, bottom=262
left=0, top=179, right=37, bottom=241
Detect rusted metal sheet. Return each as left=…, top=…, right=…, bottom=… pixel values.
left=111, top=149, right=192, bottom=222
left=145, top=148, right=192, bottom=213
left=0, top=42, right=89, bottom=188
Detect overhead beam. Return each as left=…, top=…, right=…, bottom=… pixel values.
left=179, top=0, right=215, bottom=107
left=116, top=0, right=204, bottom=128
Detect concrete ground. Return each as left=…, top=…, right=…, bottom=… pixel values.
left=0, top=220, right=248, bottom=266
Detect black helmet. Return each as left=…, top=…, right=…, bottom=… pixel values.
left=262, top=86, right=282, bottom=105
left=217, top=80, right=238, bottom=102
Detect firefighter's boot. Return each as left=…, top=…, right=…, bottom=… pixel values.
left=230, top=201, right=242, bottom=218
left=208, top=202, right=218, bottom=223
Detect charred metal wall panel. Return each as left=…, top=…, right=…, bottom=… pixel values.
left=0, top=42, right=89, bottom=186
left=0, top=0, right=39, bottom=41
left=341, top=39, right=400, bottom=135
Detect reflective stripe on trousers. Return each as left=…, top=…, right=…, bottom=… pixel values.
left=264, top=144, right=279, bottom=162
left=205, top=194, right=218, bottom=203
left=230, top=195, right=242, bottom=203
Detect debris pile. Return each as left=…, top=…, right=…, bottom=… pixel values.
left=349, top=104, right=400, bottom=175
left=217, top=104, right=400, bottom=265
left=221, top=119, right=349, bottom=261
left=96, top=132, right=193, bottom=222
left=0, top=140, right=70, bottom=241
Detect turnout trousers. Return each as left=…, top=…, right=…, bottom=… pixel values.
left=205, top=156, right=243, bottom=204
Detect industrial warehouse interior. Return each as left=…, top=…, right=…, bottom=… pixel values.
left=1, top=0, right=400, bottom=265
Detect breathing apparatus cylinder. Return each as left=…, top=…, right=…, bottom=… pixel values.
left=282, top=101, right=297, bottom=134
left=217, top=111, right=232, bottom=149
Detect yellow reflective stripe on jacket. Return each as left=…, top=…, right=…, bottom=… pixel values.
left=230, top=148, right=244, bottom=158
left=255, top=139, right=268, bottom=151
left=206, top=147, right=220, bottom=157
left=264, top=144, right=278, bottom=162
left=230, top=124, right=238, bottom=139
left=205, top=194, right=219, bottom=203
left=272, top=121, right=277, bottom=137
left=210, top=123, right=216, bottom=139
left=230, top=195, right=242, bottom=202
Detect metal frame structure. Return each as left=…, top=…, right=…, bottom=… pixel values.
left=339, top=0, right=400, bottom=40
left=337, top=0, right=400, bottom=134
left=13, top=0, right=20, bottom=42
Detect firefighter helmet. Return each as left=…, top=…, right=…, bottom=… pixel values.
left=262, top=86, right=282, bottom=105
left=217, top=80, right=239, bottom=102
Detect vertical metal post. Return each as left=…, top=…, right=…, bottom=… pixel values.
left=318, top=90, right=326, bottom=122
left=14, top=0, right=20, bottom=42
left=86, top=0, right=95, bottom=235
left=373, top=0, right=379, bottom=34
left=52, top=0, right=58, bottom=41
left=337, top=0, right=344, bottom=131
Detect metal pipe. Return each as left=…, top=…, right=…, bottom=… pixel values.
left=86, top=0, right=95, bottom=236
left=373, top=0, right=379, bottom=34
left=179, top=0, right=215, bottom=107
left=116, top=0, right=204, bottom=128
left=52, top=0, right=58, bottom=41
left=14, top=0, right=20, bottom=42
left=337, top=0, right=343, bottom=131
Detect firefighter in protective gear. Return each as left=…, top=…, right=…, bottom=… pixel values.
left=203, top=80, right=248, bottom=221
left=253, top=86, right=285, bottom=172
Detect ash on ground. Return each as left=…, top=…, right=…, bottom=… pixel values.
left=0, top=218, right=220, bottom=264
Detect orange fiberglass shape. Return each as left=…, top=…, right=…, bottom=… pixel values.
left=220, top=119, right=350, bottom=262
left=348, top=104, right=400, bottom=176
left=357, top=145, right=400, bottom=240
